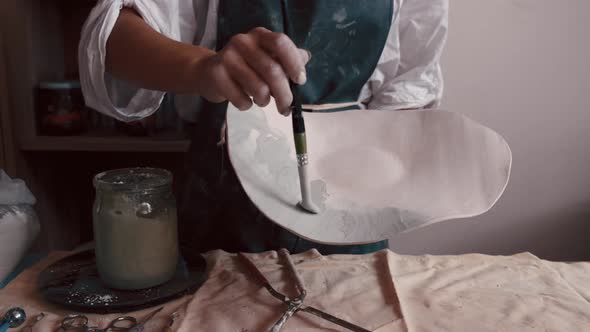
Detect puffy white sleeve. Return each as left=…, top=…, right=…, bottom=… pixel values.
left=367, top=0, right=449, bottom=110
left=78, top=0, right=197, bottom=122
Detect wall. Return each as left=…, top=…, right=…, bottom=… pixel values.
left=390, top=0, right=590, bottom=261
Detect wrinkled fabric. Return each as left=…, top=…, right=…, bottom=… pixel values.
left=178, top=250, right=403, bottom=331
left=2, top=250, right=590, bottom=331
left=78, top=0, right=448, bottom=122
left=389, top=253, right=590, bottom=331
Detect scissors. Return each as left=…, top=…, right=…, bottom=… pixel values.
left=238, top=249, right=371, bottom=332
left=57, top=307, right=162, bottom=332
left=20, top=312, right=45, bottom=332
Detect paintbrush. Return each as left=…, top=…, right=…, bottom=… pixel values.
left=281, top=0, right=320, bottom=214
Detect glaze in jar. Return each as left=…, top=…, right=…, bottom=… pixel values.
left=93, top=168, right=178, bottom=290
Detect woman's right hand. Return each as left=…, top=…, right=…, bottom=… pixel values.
left=190, top=27, right=311, bottom=116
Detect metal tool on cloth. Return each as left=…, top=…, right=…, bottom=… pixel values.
left=1, top=308, right=26, bottom=332
left=57, top=307, right=162, bottom=332
left=20, top=312, right=45, bottom=332
left=128, top=307, right=163, bottom=332
left=238, top=249, right=371, bottom=332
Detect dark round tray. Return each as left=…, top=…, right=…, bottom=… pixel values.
left=38, top=249, right=207, bottom=313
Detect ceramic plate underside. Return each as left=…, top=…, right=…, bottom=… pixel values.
left=227, top=104, right=511, bottom=244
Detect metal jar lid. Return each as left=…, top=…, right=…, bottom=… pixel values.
left=38, top=80, right=81, bottom=90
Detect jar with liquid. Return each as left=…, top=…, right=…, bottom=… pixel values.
left=93, top=168, right=178, bottom=290
left=36, top=81, right=85, bottom=135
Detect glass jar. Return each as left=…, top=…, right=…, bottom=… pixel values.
left=93, top=168, right=178, bottom=290
left=36, top=81, right=85, bottom=135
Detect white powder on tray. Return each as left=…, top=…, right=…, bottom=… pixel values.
left=66, top=291, right=118, bottom=306
left=84, top=294, right=118, bottom=306
left=0, top=208, right=40, bottom=281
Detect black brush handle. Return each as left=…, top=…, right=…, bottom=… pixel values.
left=291, top=82, right=305, bottom=134
left=281, top=0, right=307, bottom=154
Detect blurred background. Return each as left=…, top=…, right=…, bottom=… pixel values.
left=390, top=0, right=590, bottom=261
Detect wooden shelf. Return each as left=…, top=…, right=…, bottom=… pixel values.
left=20, top=136, right=190, bottom=152
left=1, top=0, right=193, bottom=251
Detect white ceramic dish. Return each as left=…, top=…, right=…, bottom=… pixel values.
left=227, top=103, right=511, bottom=244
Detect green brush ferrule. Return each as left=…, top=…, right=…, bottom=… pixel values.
left=294, top=133, right=307, bottom=155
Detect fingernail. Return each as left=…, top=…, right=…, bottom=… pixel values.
left=296, top=71, right=307, bottom=85
left=305, top=50, right=312, bottom=61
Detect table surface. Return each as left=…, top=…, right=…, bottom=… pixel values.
left=1, top=249, right=589, bottom=332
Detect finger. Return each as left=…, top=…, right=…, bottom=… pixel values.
left=221, top=47, right=271, bottom=107
left=251, top=27, right=307, bottom=85
left=203, top=91, right=226, bottom=104
left=210, top=64, right=253, bottom=111
left=199, top=82, right=226, bottom=103
left=231, top=36, right=293, bottom=115
left=250, top=54, right=292, bottom=114
left=299, top=48, right=312, bottom=65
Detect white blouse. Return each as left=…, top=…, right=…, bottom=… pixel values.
left=78, top=0, right=449, bottom=122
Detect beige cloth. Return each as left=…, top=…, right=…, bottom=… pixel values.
left=178, top=250, right=404, bottom=332
left=1, top=250, right=590, bottom=331
left=388, top=253, right=590, bottom=331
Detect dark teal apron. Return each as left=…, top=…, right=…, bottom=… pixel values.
left=179, top=0, right=394, bottom=254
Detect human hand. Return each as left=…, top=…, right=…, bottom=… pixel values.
left=191, top=27, right=311, bottom=115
